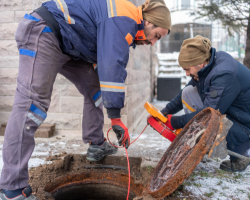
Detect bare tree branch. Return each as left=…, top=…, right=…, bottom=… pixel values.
left=230, top=0, right=248, bottom=18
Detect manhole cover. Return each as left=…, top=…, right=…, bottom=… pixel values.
left=147, top=107, right=222, bottom=199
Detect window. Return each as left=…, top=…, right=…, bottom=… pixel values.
left=181, top=0, right=190, bottom=9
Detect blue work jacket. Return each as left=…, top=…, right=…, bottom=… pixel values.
left=43, top=0, right=146, bottom=118
left=165, top=48, right=250, bottom=153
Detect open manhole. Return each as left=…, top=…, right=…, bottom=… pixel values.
left=28, top=155, right=144, bottom=200
left=45, top=172, right=142, bottom=200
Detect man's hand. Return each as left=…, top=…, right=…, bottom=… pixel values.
left=165, top=115, right=174, bottom=131
left=111, top=118, right=130, bottom=149
left=161, top=107, right=169, bottom=116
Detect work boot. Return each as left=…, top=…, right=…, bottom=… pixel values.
left=0, top=186, right=39, bottom=200
left=86, top=139, right=118, bottom=161
left=220, top=159, right=250, bottom=172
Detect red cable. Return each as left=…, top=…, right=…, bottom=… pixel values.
left=107, top=124, right=148, bottom=200
left=125, top=147, right=130, bottom=200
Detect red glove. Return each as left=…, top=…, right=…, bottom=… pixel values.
left=165, top=115, right=174, bottom=131
left=111, top=118, right=130, bottom=149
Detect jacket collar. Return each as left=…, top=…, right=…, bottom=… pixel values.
left=197, top=47, right=216, bottom=80
left=135, top=6, right=146, bottom=41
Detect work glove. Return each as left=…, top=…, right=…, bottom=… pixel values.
left=165, top=115, right=174, bottom=131
left=161, top=107, right=169, bottom=116
left=111, top=118, right=130, bottom=149
left=164, top=114, right=182, bottom=135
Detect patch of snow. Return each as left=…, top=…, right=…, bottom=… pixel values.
left=184, top=159, right=250, bottom=199
left=31, top=151, right=50, bottom=157
left=156, top=52, right=179, bottom=61
left=226, top=51, right=240, bottom=59
left=72, top=144, right=80, bottom=147
left=130, top=133, right=148, bottom=140
left=48, top=142, right=66, bottom=146
left=158, top=66, right=183, bottom=72
left=28, top=158, right=47, bottom=168
left=159, top=61, right=179, bottom=66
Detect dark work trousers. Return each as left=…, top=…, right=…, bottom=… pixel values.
left=0, top=12, right=104, bottom=190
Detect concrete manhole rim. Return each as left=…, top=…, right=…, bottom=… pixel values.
left=44, top=172, right=143, bottom=197
left=147, top=107, right=222, bottom=199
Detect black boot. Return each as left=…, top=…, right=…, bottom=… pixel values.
left=87, top=139, right=118, bottom=161
left=0, top=186, right=39, bottom=200
left=220, top=159, right=250, bottom=172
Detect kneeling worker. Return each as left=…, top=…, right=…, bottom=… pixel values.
left=161, top=35, right=250, bottom=172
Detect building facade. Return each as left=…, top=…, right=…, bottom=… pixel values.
left=162, top=0, right=244, bottom=60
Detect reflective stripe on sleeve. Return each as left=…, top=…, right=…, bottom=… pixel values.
left=106, top=0, right=117, bottom=18
left=100, top=81, right=125, bottom=92
left=54, top=0, right=75, bottom=24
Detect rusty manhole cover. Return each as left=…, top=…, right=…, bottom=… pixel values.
left=147, top=107, right=222, bottom=199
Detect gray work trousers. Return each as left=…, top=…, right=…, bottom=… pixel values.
left=182, top=85, right=250, bottom=159
left=0, top=12, right=104, bottom=190
left=182, top=85, right=203, bottom=114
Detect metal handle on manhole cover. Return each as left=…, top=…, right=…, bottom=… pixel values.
left=187, top=129, right=206, bottom=148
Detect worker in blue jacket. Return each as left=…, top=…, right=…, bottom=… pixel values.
left=161, top=35, right=250, bottom=172
left=0, top=0, right=171, bottom=199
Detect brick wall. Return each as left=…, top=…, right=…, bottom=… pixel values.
left=0, top=0, right=157, bottom=132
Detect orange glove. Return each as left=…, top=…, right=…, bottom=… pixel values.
left=111, top=118, right=130, bottom=149
left=165, top=115, right=174, bottom=131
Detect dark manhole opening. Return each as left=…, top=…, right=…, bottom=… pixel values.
left=36, top=155, right=143, bottom=200
left=52, top=183, right=136, bottom=200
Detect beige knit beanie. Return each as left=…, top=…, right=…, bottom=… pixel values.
left=141, top=0, right=171, bottom=31
left=178, top=35, right=211, bottom=67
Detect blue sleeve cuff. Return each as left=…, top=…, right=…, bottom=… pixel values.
left=107, top=108, right=121, bottom=119
left=171, top=116, right=181, bottom=129
left=161, top=106, right=171, bottom=116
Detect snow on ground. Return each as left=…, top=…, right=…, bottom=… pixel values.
left=0, top=151, right=49, bottom=176
left=0, top=141, right=84, bottom=176
left=156, top=52, right=180, bottom=61
left=149, top=100, right=250, bottom=200
left=184, top=157, right=250, bottom=200
left=0, top=99, right=250, bottom=199
left=28, top=158, right=50, bottom=168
